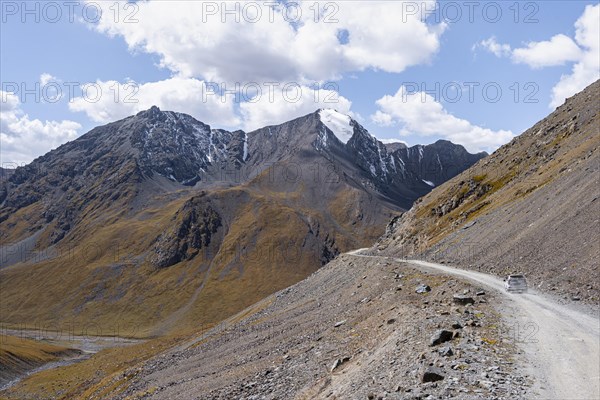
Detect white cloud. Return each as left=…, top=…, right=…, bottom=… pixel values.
left=240, top=85, right=352, bottom=132
left=371, top=110, right=395, bottom=127
left=478, top=35, right=582, bottom=68
left=40, top=73, right=58, bottom=86
left=1, top=91, right=81, bottom=165
left=512, top=34, right=582, bottom=69
left=371, top=86, right=514, bottom=153
left=90, top=1, right=446, bottom=84
left=550, top=4, right=600, bottom=108
left=69, top=78, right=353, bottom=133
left=474, top=5, right=599, bottom=108
left=68, top=77, right=241, bottom=128
left=69, top=0, right=446, bottom=139
left=39, top=73, right=62, bottom=102
left=475, top=37, right=511, bottom=58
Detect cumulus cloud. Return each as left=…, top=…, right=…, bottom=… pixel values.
left=371, top=86, right=514, bottom=153
left=370, top=110, right=395, bottom=127
left=475, top=5, right=599, bottom=108
left=90, top=1, right=446, bottom=84
left=478, top=35, right=582, bottom=68
left=39, top=73, right=58, bottom=86
left=1, top=91, right=81, bottom=165
left=68, top=77, right=241, bottom=127
left=38, top=73, right=63, bottom=102
left=550, top=4, right=600, bottom=108
left=240, top=85, right=352, bottom=132
left=69, top=1, right=447, bottom=134
left=512, top=34, right=582, bottom=68
left=474, top=37, right=511, bottom=58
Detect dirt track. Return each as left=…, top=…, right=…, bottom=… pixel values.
left=349, top=250, right=600, bottom=400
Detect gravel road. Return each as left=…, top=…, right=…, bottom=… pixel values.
left=349, top=250, right=600, bottom=400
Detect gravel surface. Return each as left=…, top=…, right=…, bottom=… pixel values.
left=364, top=256, right=599, bottom=400
left=95, top=252, right=532, bottom=400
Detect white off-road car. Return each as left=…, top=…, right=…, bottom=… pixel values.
left=504, top=274, right=528, bottom=293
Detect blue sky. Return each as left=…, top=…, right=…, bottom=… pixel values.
left=1, top=1, right=599, bottom=165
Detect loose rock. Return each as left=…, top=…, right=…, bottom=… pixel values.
left=438, top=346, right=454, bottom=357
left=330, top=356, right=351, bottom=372
left=453, top=295, right=475, bottom=305
left=422, top=366, right=445, bottom=383
left=430, top=330, right=453, bottom=346
left=416, top=284, right=432, bottom=294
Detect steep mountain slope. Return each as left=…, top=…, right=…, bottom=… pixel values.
left=0, top=108, right=483, bottom=337
left=376, top=79, right=600, bottom=303
left=0, top=168, right=14, bottom=183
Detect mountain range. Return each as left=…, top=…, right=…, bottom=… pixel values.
left=1, top=80, right=598, bottom=400
left=0, top=108, right=484, bottom=337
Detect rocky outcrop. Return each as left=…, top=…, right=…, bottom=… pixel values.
left=151, top=197, right=222, bottom=268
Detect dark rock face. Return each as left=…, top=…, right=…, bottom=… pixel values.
left=151, top=197, right=222, bottom=268
left=319, top=232, right=339, bottom=266
left=383, top=142, right=407, bottom=153
left=0, top=107, right=242, bottom=248
left=128, top=107, right=247, bottom=185
left=332, top=116, right=487, bottom=209
left=0, top=168, right=15, bottom=185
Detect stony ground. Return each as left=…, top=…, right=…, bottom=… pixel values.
left=90, top=254, right=531, bottom=400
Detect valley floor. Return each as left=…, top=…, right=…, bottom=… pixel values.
left=0, top=331, right=143, bottom=392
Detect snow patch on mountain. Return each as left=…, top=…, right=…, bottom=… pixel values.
left=319, top=109, right=354, bottom=144
left=389, top=156, right=397, bottom=172
left=315, top=127, right=329, bottom=151
left=377, top=145, right=387, bottom=177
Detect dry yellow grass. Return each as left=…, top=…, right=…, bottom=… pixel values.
left=0, top=182, right=392, bottom=339
left=0, top=335, right=70, bottom=367
left=0, top=335, right=182, bottom=400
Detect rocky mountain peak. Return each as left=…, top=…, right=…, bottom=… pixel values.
left=135, top=104, right=163, bottom=120
left=0, top=106, right=487, bottom=249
